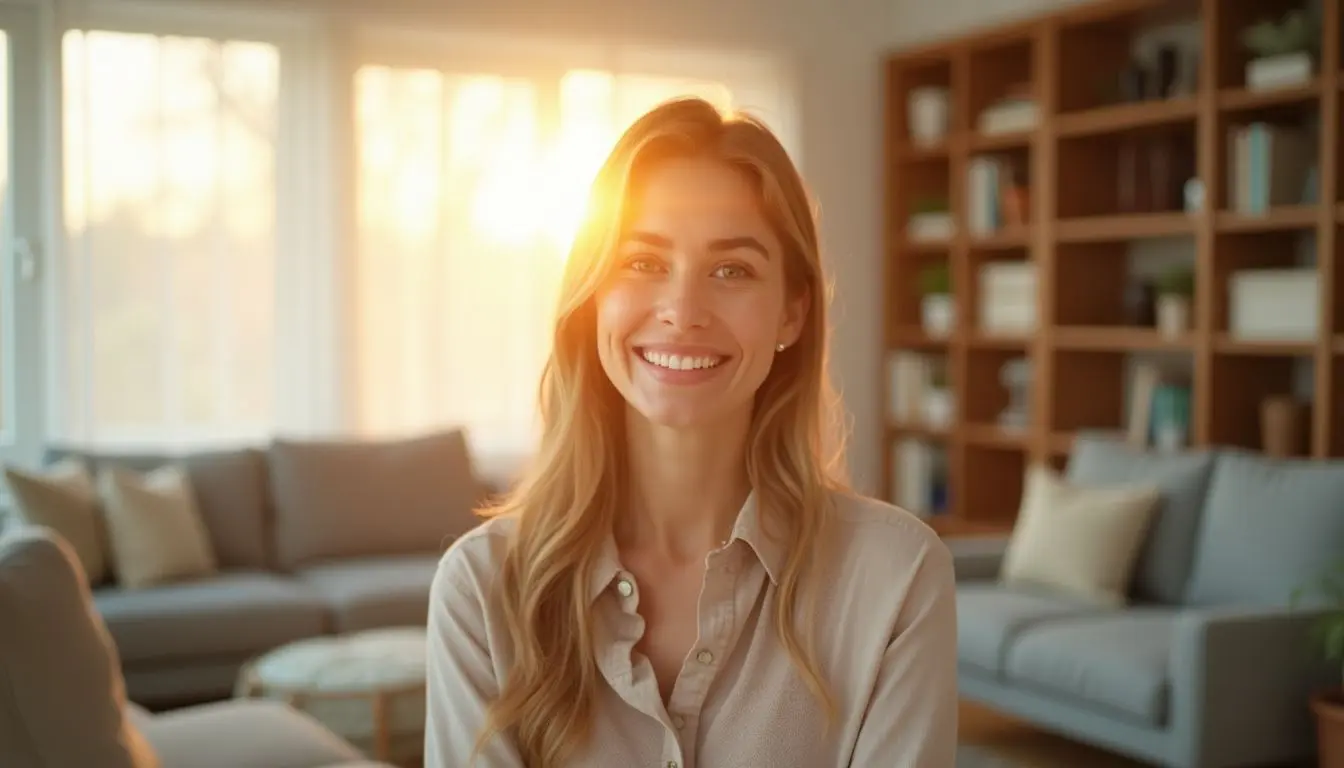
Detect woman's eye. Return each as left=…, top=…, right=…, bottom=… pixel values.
left=623, top=256, right=661, bottom=273
left=714, top=264, right=750, bottom=279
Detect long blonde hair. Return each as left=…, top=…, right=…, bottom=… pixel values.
left=475, top=97, right=849, bottom=766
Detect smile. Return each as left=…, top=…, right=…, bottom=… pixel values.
left=638, top=348, right=727, bottom=371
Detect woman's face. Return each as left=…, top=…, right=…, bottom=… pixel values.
left=594, top=156, right=808, bottom=429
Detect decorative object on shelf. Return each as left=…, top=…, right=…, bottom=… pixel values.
left=1242, top=8, right=1319, bottom=91
left=907, top=196, right=953, bottom=243
left=907, top=86, right=951, bottom=147
left=919, top=262, right=954, bottom=336
left=997, top=357, right=1032, bottom=431
left=1260, top=395, right=1310, bottom=457
left=1154, top=265, right=1193, bottom=338
left=1229, top=268, right=1319, bottom=341
left=1183, top=178, right=1204, bottom=215
left=923, top=357, right=954, bottom=429
left=1150, top=383, right=1191, bottom=453
left=976, top=84, right=1038, bottom=135
left=979, top=262, right=1037, bottom=334
left=1126, top=362, right=1161, bottom=447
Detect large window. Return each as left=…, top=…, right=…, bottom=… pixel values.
left=60, top=29, right=281, bottom=448
left=44, top=13, right=796, bottom=461
left=349, top=61, right=754, bottom=462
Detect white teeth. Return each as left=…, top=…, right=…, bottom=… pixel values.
left=641, top=349, right=723, bottom=371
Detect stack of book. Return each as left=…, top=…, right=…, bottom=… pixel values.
left=1225, top=122, right=1314, bottom=214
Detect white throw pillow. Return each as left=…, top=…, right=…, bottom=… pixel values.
left=1000, top=464, right=1160, bottom=605
left=98, top=465, right=218, bottom=589
left=2, top=459, right=109, bottom=585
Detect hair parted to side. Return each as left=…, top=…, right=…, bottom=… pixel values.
left=472, top=97, right=851, bottom=767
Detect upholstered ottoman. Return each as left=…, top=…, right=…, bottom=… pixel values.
left=236, top=627, right=426, bottom=763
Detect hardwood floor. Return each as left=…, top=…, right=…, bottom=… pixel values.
left=958, top=700, right=1152, bottom=767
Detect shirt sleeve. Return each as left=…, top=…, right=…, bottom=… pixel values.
left=848, top=539, right=959, bottom=767
left=423, top=549, right=527, bottom=768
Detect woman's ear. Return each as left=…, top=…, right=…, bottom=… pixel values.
left=779, top=285, right=810, bottom=348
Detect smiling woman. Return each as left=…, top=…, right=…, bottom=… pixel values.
left=423, top=97, right=959, bottom=768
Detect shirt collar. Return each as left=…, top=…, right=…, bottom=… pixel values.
left=586, top=489, right=784, bottom=604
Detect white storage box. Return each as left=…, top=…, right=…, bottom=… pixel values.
left=1229, top=268, right=1318, bottom=341
left=979, top=262, right=1037, bottom=333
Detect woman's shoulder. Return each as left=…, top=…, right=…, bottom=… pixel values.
left=822, top=488, right=953, bottom=579
left=432, top=513, right=516, bottom=599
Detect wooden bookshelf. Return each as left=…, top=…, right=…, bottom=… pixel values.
left=882, top=0, right=1344, bottom=534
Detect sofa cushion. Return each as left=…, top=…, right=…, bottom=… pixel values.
left=2, top=458, right=110, bottom=585
left=45, top=446, right=273, bottom=570
left=98, top=465, right=219, bottom=590
left=0, top=528, right=159, bottom=768
left=136, top=699, right=366, bottom=768
left=1001, top=465, right=1160, bottom=606
left=268, top=429, right=483, bottom=569
left=1185, top=453, right=1344, bottom=606
left=1066, top=433, right=1216, bottom=604
left=296, top=555, right=439, bottom=632
left=95, top=572, right=328, bottom=664
left=1005, top=610, right=1176, bottom=727
left=955, top=582, right=1113, bottom=676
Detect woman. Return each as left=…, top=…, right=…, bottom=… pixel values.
left=424, top=97, right=957, bottom=767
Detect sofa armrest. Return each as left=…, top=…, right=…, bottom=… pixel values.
left=1169, top=605, right=1336, bottom=768
left=946, top=535, right=1010, bottom=583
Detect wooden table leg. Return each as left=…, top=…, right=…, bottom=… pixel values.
left=372, top=691, right=390, bottom=760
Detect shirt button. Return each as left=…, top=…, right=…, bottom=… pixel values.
left=695, top=649, right=714, bottom=665
left=672, top=714, right=686, bottom=729
left=666, top=762, right=679, bottom=768
left=616, top=578, right=634, bottom=598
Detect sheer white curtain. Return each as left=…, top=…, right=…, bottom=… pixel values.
left=59, top=28, right=282, bottom=448
left=349, top=48, right=794, bottom=467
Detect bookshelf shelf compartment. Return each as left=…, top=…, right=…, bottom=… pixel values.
left=1054, top=327, right=1195, bottom=351
left=1057, top=98, right=1199, bottom=138
left=962, top=445, right=1027, bottom=527
left=963, top=424, right=1031, bottom=450
left=1212, top=336, right=1318, bottom=357
left=1216, top=207, right=1321, bottom=233
left=1056, top=212, right=1196, bottom=242
left=1218, top=82, right=1323, bottom=114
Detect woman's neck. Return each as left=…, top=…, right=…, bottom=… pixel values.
left=616, top=406, right=752, bottom=563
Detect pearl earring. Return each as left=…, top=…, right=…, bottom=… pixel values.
left=776, top=343, right=786, bottom=352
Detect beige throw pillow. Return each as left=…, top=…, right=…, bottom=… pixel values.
left=2, top=459, right=109, bottom=585
left=98, top=465, right=217, bottom=590
left=1000, top=464, right=1160, bottom=606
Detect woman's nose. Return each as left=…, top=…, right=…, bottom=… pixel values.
left=655, top=273, right=710, bottom=330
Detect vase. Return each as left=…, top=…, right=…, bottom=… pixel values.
left=921, top=294, right=955, bottom=336
left=908, top=87, right=950, bottom=147
left=1156, top=295, right=1189, bottom=338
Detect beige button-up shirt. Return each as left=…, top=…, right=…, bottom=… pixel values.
left=424, top=489, right=958, bottom=767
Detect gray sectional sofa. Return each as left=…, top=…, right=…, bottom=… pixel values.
left=8, top=428, right=488, bottom=708
left=952, top=433, right=1344, bottom=768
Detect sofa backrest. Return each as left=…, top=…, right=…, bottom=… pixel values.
left=1065, top=432, right=1216, bottom=604
left=0, top=527, right=159, bottom=768
left=1183, top=451, right=1344, bottom=607
left=45, top=446, right=273, bottom=570
left=267, top=428, right=485, bottom=570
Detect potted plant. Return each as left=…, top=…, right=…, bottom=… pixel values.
left=907, top=196, right=952, bottom=243
left=1242, top=8, right=1319, bottom=91
left=1290, top=562, right=1344, bottom=766
left=1154, top=266, right=1193, bottom=339
left=919, top=262, right=954, bottom=337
